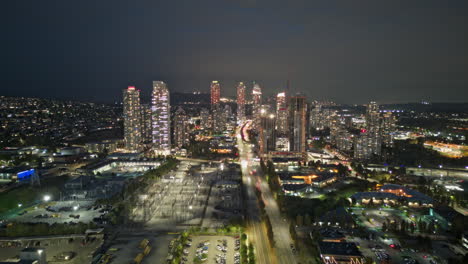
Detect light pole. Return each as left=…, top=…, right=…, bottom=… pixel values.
left=43, top=195, right=51, bottom=202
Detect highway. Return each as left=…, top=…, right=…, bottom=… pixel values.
left=237, top=125, right=275, bottom=264
left=237, top=123, right=296, bottom=264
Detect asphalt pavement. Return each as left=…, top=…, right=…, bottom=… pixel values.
left=237, top=124, right=297, bottom=264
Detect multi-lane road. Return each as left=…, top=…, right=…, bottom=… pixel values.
left=237, top=123, right=297, bottom=264
left=237, top=128, right=274, bottom=264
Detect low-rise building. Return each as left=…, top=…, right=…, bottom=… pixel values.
left=318, top=241, right=364, bottom=264
left=350, top=184, right=434, bottom=207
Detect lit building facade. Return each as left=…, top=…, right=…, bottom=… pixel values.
left=259, top=109, right=276, bottom=156
left=276, top=92, right=288, bottom=135
left=123, top=86, right=141, bottom=152
left=210, top=81, right=224, bottom=132
left=173, top=107, right=189, bottom=148
left=140, top=104, right=153, bottom=144
left=200, top=108, right=210, bottom=130
left=381, top=112, right=396, bottom=147
left=353, top=131, right=378, bottom=160
left=252, top=82, right=262, bottom=129
left=236, top=82, right=246, bottom=123
left=364, top=101, right=382, bottom=157
left=151, top=81, right=171, bottom=155
left=309, top=104, right=323, bottom=130
left=210, top=81, right=221, bottom=105
left=288, top=95, right=307, bottom=153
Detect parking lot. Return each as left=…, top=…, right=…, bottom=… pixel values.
left=185, top=235, right=239, bottom=264
left=13, top=200, right=106, bottom=224
left=0, top=235, right=103, bottom=263
left=144, top=161, right=218, bottom=230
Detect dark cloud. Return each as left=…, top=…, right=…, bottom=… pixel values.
left=1, top=0, right=467, bottom=104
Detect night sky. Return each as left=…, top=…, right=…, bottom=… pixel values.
left=2, top=0, right=468, bottom=104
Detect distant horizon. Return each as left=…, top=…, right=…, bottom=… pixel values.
left=2, top=1, right=468, bottom=106
left=2, top=93, right=468, bottom=106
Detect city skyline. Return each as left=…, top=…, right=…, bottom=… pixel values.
left=0, top=2, right=467, bottom=263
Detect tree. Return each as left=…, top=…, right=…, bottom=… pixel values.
left=289, top=222, right=297, bottom=242
left=296, top=214, right=304, bottom=226
left=381, top=222, right=387, bottom=232
left=304, top=213, right=312, bottom=226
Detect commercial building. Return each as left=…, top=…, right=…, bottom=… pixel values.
left=350, top=184, right=434, bottom=208
left=236, top=82, right=246, bottom=123
left=288, top=95, right=307, bottom=153
left=151, top=81, right=171, bottom=155
left=123, top=86, right=141, bottom=152
left=0, top=167, right=35, bottom=182
left=85, top=140, right=119, bottom=154
left=318, top=242, right=364, bottom=264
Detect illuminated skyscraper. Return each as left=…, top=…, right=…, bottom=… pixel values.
left=173, top=107, right=189, bottom=148
left=367, top=101, right=382, bottom=155
left=236, top=82, right=246, bottom=123
left=123, top=86, right=141, bottom=152
left=151, top=81, right=171, bottom=155
left=200, top=108, right=210, bottom=130
left=210, top=81, right=224, bottom=132
left=381, top=112, right=396, bottom=147
left=288, top=95, right=307, bottom=153
left=210, top=81, right=221, bottom=105
left=252, top=82, right=262, bottom=128
left=259, top=106, right=276, bottom=156
left=276, top=92, right=288, bottom=135
left=140, top=104, right=152, bottom=144
left=309, top=103, right=323, bottom=130
left=354, top=132, right=375, bottom=160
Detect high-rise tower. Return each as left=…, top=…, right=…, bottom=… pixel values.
left=123, top=86, right=141, bottom=152
left=259, top=106, right=276, bottom=157
left=367, top=101, right=382, bottom=154
left=173, top=107, right=189, bottom=148
left=210, top=81, right=221, bottom=105
left=140, top=104, right=152, bottom=144
left=210, top=81, right=224, bottom=132
left=288, top=95, right=307, bottom=153
left=151, top=81, right=171, bottom=155
left=252, top=82, right=262, bottom=128
left=276, top=92, right=288, bottom=135
left=236, top=82, right=246, bottom=123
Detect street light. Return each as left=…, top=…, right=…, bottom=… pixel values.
left=43, top=195, right=51, bottom=202
left=18, top=203, right=22, bottom=208
left=73, top=205, right=79, bottom=211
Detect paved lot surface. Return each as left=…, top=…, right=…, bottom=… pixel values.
left=0, top=236, right=103, bottom=263
left=186, top=235, right=238, bottom=264
left=107, top=232, right=177, bottom=264
left=13, top=200, right=103, bottom=224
